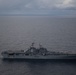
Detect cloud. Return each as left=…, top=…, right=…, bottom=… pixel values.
left=56, top=0, right=76, bottom=9
left=24, top=0, right=62, bottom=9
left=0, top=0, right=76, bottom=15
left=24, top=0, right=76, bottom=9
left=0, top=0, right=76, bottom=9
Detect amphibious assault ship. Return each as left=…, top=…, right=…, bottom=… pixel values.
left=1, top=43, right=76, bottom=60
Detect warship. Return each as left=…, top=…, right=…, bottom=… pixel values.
left=1, top=43, right=76, bottom=60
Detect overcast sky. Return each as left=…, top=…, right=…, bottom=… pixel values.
left=0, top=0, right=76, bottom=16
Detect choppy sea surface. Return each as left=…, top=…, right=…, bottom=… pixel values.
left=0, top=16, right=76, bottom=75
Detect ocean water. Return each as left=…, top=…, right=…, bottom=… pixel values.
left=0, top=16, right=76, bottom=75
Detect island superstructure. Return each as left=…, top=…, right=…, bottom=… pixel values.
left=1, top=43, right=76, bottom=60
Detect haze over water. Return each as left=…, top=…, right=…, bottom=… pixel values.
left=0, top=16, right=76, bottom=53
left=0, top=16, right=76, bottom=75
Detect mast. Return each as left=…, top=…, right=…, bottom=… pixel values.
left=29, top=42, right=36, bottom=52
left=39, top=44, right=43, bottom=48
left=31, top=42, right=34, bottom=47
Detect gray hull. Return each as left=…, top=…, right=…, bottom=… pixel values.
left=2, top=54, right=76, bottom=60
